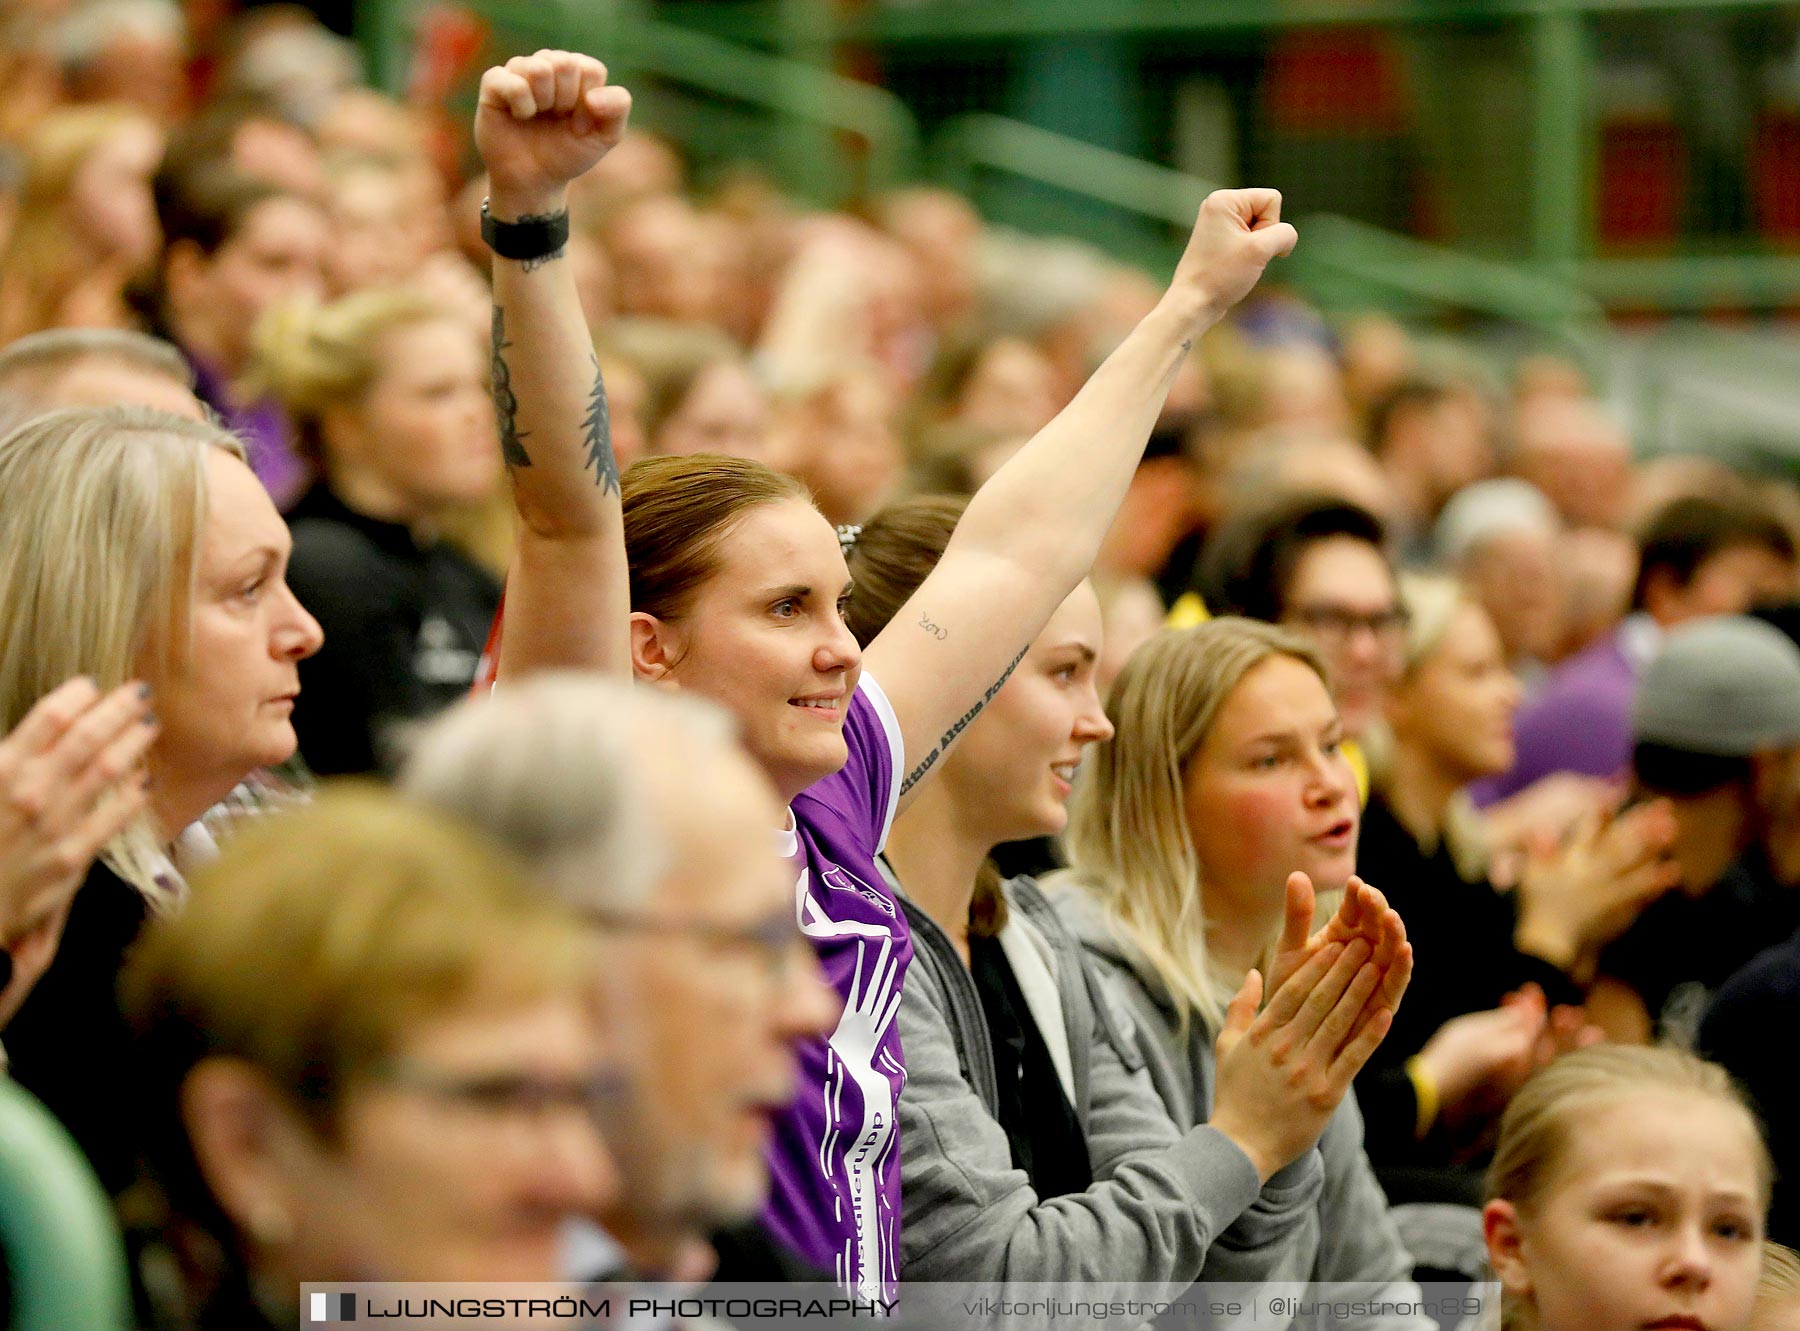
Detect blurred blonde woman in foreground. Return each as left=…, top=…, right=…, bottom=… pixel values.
left=123, top=788, right=617, bottom=1329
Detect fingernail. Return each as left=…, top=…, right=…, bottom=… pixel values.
left=142, top=713, right=158, bottom=727
left=136, top=681, right=151, bottom=699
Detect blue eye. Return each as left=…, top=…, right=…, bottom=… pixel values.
left=772, top=599, right=799, bottom=619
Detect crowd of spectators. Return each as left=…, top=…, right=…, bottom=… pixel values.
left=0, top=7, right=1798, bottom=1330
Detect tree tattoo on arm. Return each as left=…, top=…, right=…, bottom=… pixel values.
left=898, top=644, right=1028, bottom=796
left=490, top=305, right=530, bottom=468
left=581, top=354, right=619, bottom=495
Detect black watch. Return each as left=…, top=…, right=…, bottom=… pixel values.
left=480, top=197, right=571, bottom=262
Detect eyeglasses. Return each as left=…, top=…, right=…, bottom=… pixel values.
left=376, top=1063, right=632, bottom=1120
left=1286, top=603, right=1410, bottom=643
left=577, top=907, right=810, bottom=986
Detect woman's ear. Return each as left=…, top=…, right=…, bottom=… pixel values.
left=629, top=611, right=679, bottom=684
left=1482, top=1198, right=1534, bottom=1299
left=180, top=1058, right=306, bottom=1249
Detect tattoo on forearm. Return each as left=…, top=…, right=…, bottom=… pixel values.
left=581, top=354, right=620, bottom=495
left=490, top=306, right=530, bottom=468
left=899, top=645, right=1027, bottom=796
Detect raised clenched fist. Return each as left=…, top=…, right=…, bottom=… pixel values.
left=475, top=50, right=633, bottom=218
left=1169, top=188, right=1299, bottom=325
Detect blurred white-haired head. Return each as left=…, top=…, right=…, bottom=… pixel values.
left=398, top=673, right=737, bottom=914
left=1435, top=477, right=1560, bottom=569
left=1436, top=478, right=1566, bottom=665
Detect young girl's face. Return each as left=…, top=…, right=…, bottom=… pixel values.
left=1489, top=1092, right=1766, bottom=1331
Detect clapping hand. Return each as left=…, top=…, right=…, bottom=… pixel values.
left=1516, top=797, right=1679, bottom=970
left=1266, top=872, right=1410, bottom=1013
left=0, top=679, right=157, bottom=1027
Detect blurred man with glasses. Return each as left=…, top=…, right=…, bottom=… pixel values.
left=403, top=675, right=841, bottom=1283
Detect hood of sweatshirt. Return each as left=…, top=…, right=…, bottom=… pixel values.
left=1044, top=876, right=1184, bottom=1024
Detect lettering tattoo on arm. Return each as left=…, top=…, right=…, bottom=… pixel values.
left=581, top=354, right=619, bottom=495
left=490, top=306, right=530, bottom=468
left=898, top=645, right=1028, bottom=796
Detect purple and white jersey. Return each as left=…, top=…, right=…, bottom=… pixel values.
left=762, top=674, right=909, bottom=1304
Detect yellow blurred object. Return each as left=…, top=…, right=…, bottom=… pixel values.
left=1404, top=1054, right=1440, bottom=1141
left=1165, top=590, right=1209, bottom=629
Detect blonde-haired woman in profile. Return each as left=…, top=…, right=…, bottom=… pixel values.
left=0, top=405, right=323, bottom=1191
left=0, top=104, right=165, bottom=343
left=1050, top=617, right=1430, bottom=1329
left=844, top=503, right=1408, bottom=1293
left=1355, top=576, right=1674, bottom=1199
left=250, top=286, right=502, bottom=776
left=1483, top=1044, right=1768, bottom=1331
left=122, top=787, right=617, bottom=1329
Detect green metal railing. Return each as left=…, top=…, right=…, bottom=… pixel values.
left=934, top=113, right=1607, bottom=353
left=361, top=1, right=1609, bottom=348
left=356, top=0, right=921, bottom=203
left=657, top=0, right=1800, bottom=316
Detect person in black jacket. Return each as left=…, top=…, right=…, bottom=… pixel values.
left=1592, top=615, right=1800, bottom=1046
left=250, top=285, right=503, bottom=775
left=1356, top=575, right=1675, bottom=1202
left=1701, top=925, right=1800, bottom=1250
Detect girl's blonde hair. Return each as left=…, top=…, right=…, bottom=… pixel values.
left=1054, top=617, right=1329, bottom=1033
left=1755, top=1244, right=1800, bottom=1331
left=1487, top=1043, right=1771, bottom=1214
left=0, top=104, right=159, bottom=342
left=247, top=285, right=455, bottom=468
left=0, top=406, right=246, bottom=896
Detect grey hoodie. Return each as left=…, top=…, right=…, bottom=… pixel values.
left=891, top=868, right=1325, bottom=1292
left=1052, top=886, right=1434, bottom=1331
